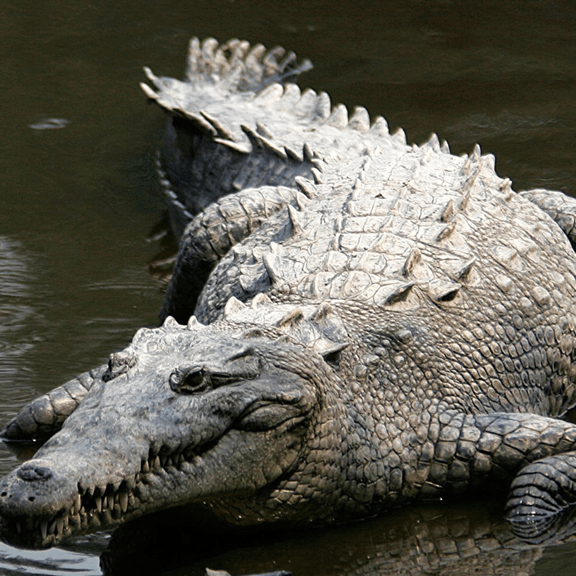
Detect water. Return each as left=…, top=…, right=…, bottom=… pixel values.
left=1, top=0, right=576, bottom=573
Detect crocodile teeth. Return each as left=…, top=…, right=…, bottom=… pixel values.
left=370, top=116, right=389, bottom=136
left=327, top=103, right=348, bottom=128
left=201, top=111, right=236, bottom=141
left=40, top=521, right=48, bottom=541
left=284, top=146, right=303, bottom=162
left=255, top=121, right=274, bottom=139
left=72, top=493, right=81, bottom=515
left=422, top=133, right=440, bottom=152
left=303, top=142, right=314, bottom=162
left=119, top=493, right=129, bottom=513
left=311, top=168, right=323, bottom=184
left=472, top=143, right=482, bottom=161
left=95, top=497, right=103, bottom=513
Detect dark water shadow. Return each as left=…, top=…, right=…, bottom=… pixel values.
left=99, top=499, right=576, bottom=576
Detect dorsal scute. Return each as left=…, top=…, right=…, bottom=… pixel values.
left=220, top=296, right=349, bottom=357
left=149, top=38, right=574, bottom=329
left=142, top=37, right=414, bottom=188
left=349, top=107, right=370, bottom=133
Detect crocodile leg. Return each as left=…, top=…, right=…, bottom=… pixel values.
left=0, top=365, right=106, bottom=444
left=419, top=411, right=576, bottom=526
left=160, top=184, right=308, bottom=323
left=519, top=189, right=576, bottom=250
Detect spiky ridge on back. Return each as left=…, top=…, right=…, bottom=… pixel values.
left=142, top=37, right=410, bottom=231
left=196, top=141, right=573, bottom=319
left=145, top=37, right=576, bottom=421
left=140, top=36, right=576, bottom=315
left=141, top=36, right=405, bottom=159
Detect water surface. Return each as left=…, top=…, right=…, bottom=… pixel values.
left=1, top=1, right=576, bottom=574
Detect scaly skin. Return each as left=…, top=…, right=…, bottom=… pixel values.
left=2, top=38, right=576, bottom=549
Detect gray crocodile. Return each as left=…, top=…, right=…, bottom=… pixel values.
left=2, top=37, right=576, bottom=549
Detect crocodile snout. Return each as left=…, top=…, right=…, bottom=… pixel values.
left=0, top=459, right=76, bottom=517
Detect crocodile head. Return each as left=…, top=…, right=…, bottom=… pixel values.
left=0, top=317, right=321, bottom=548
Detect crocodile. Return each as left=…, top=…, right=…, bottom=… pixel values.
left=2, top=37, right=576, bottom=549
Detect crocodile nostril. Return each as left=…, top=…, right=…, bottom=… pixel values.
left=17, top=465, right=52, bottom=482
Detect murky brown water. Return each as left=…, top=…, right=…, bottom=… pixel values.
left=2, top=0, right=576, bottom=574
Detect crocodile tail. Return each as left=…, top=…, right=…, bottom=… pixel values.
left=141, top=37, right=312, bottom=100
left=184, top=37, right=313, bottom=93
left=141, top=39, right=316, bottom=235
left=0, top=365, right=105, bottom=444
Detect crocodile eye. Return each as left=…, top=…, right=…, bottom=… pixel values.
left=169, top=367, right=208, bottom=394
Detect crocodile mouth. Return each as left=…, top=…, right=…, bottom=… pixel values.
left=0, top=353, right=313, bottom=548
left=1, top=442, right=215, bottom=548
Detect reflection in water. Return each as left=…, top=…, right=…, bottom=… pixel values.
left=99, top=500, right=576, bottom=576
left=2, top=0, right=576, bottom=574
